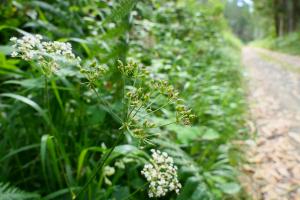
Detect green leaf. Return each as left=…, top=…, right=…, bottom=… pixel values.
left=51, top=79, right=64, bottom=112
left=168, top=125, right=203, bottom=144
left=40, top=135, right=63, bottom=188
left=87, top=105, right=106, bottom=125
left=76, top=147, right=105, bottom=180
left=4, top=79, right=44, bottom=89
left=0, top=25, right=30, bottom=35
left=0, top=144, right=40, bottom=162
left=190, top=185, right=213, bottom=200
left=176, top=177, right=200, bottom=200
left=114, top=145, right=138, bottom=154
left=107, top=0, right=137, bottom=22
left=43, top=187, right=80, bottom=200
left=0, top=45, right=13, bottom=55
left=218, top=182, right=241, bottom=194
left=167, top=124, right=220, bottom=143
left=0, top=93, right=51, bottom=126
left=112, top=186, right=130, bottom=200
left=201, top=128, right=220, bottom=140
left=0, top=52, right=19, bottom=70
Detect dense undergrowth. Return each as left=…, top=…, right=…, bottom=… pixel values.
left=0, top=0, right=247, bottom=199
left=251, top=31, right=300, bottom=55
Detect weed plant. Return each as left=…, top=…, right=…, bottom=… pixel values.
left=0, top=0, right=247, bottom=199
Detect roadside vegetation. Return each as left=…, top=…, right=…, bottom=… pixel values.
left=250, top=32, right=300, bottom=55
left=0, top=0, right=247, bottom=199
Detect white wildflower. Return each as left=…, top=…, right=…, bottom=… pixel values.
left=9, top=34, right=80, bottom=74
left=104, top=165, right=115, bottom=176
left=10, top=37, right=17, bottom=42
left=11, top=51, right=18, bottom=57
left=108, top=23, right=116, bottom=29
left=114, top=160, right=125, bottom=169
left=43, top=41, right=76, bottom=59
left=103, top=165, right=115, bottom=186
left=141, top=149, right=182, bottom=198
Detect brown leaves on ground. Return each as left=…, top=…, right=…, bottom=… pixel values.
left=240, top=48, right=300, bottom=200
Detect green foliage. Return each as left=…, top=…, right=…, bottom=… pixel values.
left=252, top=0, right=300, bottom=38
left=0, top=182, right=40, bottom=200
left=251, top=31, right=300, bottom=55
left=128, top=1, right=247, bottom=199
left=252, top=0, right=275, bottom=37
left=0, top=0, right=247, bottom=199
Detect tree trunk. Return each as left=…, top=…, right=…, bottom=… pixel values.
left=293, top=0, right=299, bottom=31
left=287, top=1, right=293, bottom=32
left=279, top=14, right=284, bottom=36
left=273, top=0, right=280, bottom=36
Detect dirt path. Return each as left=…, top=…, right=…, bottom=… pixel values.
left=242, top=47, right=300, bottom=199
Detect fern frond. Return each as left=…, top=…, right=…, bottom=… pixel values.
left=109, top=0, right=137, bottom=22
left=0, top=182, right=40, bottom=200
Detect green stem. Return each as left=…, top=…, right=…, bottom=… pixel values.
left=155, top=121, right=177, bottom=128
left=126, top=74, right=138, bottom=117
left=97, top=172, right=104, bottom=189
left=142, top=99, right=173, bottom=118
left=129, top=92, right=161, bottom=119
left=91, top=86, right=123, bottom=123
left=128, top=102, right=144, bottom=119
left=44, top=75, right=51, bottom=119
left=122, top=75, right=127, bottom=121
left=74, top=134, right=124, bottom=199
left=122, top=182, right=148, bottom=200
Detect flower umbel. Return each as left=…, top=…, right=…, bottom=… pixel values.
left=10, top=34, right=43, bottom=61
left=79, top=60, right=107, bottom=88
left=10, top=34, right=80, bottom=75
left=117, top=60, right=195, bottom=146
left=141, top=149, right=181, bottom=198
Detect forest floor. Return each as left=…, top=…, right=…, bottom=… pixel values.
left=241, top=47, right=300, bottom=199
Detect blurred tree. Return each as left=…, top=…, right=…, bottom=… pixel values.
left=254, top=0, right=300, bottom=37
left=224, top=0, right=255, bottom=42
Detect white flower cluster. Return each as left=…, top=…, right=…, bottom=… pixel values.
left=42, top=41, right=76, bottom=59
left=10, top=34, right=80, bottom=73
left=10, top=34, right=43, bottom=61
left=103, top=165, right=115, bottom=186
left=141, top=149, right=181, bottom=198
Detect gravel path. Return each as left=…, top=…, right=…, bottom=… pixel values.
left=242, top=47, right=300, bottom=200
